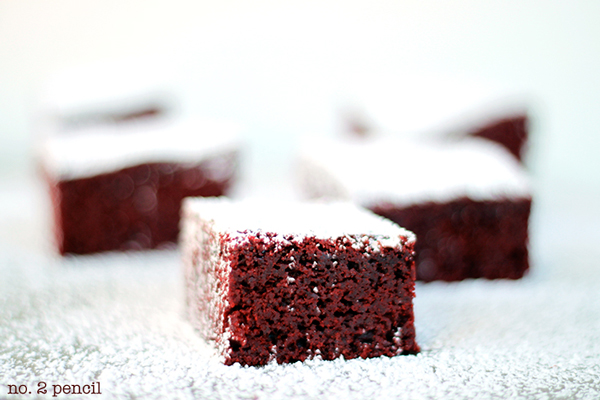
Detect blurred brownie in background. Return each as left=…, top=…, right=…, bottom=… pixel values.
left=298, top=136, right=531, bottom=281
left=337, top=72, right=530, bottom=162
left=34, top=59, right=242, bottom=255
left=39, top=118, right=240, bottom=254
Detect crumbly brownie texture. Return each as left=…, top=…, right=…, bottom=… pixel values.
left=371, top=198, right=531, bottom=282
left=298, top=137, right=532, bottom=282
left=181, top=199, right=419, bottom=366
left=470, top=115, right=528, bottom=161
left=50, top=155, right=236, bottom=255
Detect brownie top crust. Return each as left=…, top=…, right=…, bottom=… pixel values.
left=182, top=198, right=415, bottom=247
left=299, top=136, right=530, bottom=207
left=40, top=118, right=241, bottom=180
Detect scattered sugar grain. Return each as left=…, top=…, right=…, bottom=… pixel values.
left=2, top=246, right=600, bottom=399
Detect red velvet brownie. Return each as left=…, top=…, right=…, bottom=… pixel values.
left=338, top=72, right=529, bottom=161
left=180, top=198, right=419, bottom=366
left=40, top=118, right=240, bottom=255
left=298, top=137, right=532, bottom=282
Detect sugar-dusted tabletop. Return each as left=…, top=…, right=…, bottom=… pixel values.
left=1, top=175, right=599, bottom=400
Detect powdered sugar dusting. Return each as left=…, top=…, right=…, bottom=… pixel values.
left=182, top=197, right=415, bottom=247
left=2, top=250, right=599, bottom=399
left=298, top=136, right=531, bottom=207
left=2, top=178, right=599, bottom=399
left=40, top=117, right=241, bottom=180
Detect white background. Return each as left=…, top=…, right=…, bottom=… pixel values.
left=1, top=0, right=600, bottom=185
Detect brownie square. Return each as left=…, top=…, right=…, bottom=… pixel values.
left=181, top=198, right=419, bottom=366
left=371, top=198, right=531, bottom=281
left=336, top=73, right=529, bottom=163
left=40, top=118, right=240, bottom=255
left=298, top=136, right=532, bottom=282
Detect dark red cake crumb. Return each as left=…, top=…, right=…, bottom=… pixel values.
left=49, top=153, right=236, bottom=255
left=182, top=200, right=419, bottom=366
left=371, top=197, right=532, bottom=282
left=225, top=234, right=418, bottom=365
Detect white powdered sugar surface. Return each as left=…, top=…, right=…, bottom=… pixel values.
left=183, top=197, right=415, bottom=247
left=40, top=117, right=241, bottom=180
left=298, top=136, right=531, bottom=207
left=2, top=250, right=600, bottom=400
left=1, top=178, right=599, bottom=400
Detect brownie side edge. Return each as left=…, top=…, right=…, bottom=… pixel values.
left=51, top=151, right=237, bottom=255
left=371, top=197, right=531, bottom=281
left=182, top=210, right=233, bottom=360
